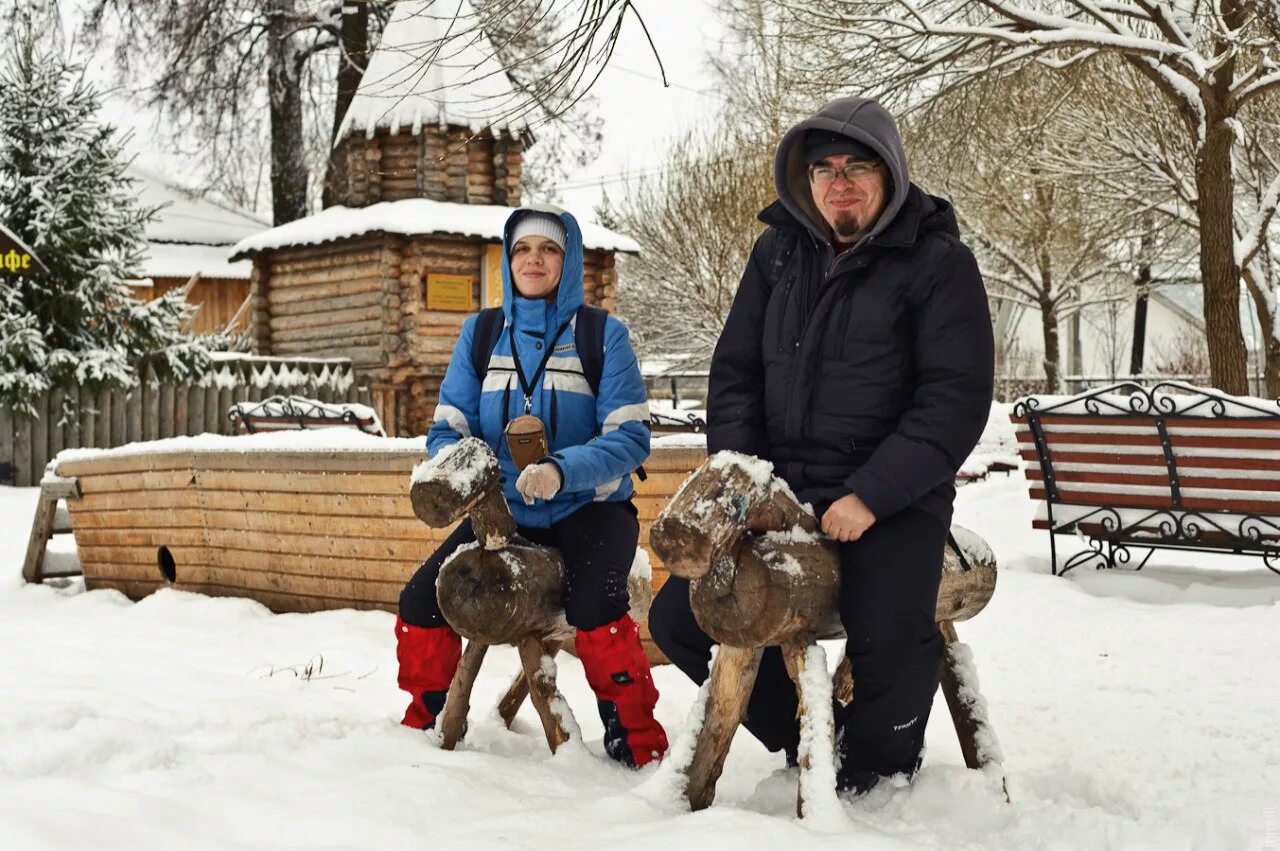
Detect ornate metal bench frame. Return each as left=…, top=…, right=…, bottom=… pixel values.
left=1014, top=381, right=1280, bottom=577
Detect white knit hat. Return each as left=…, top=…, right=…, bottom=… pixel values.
left=510, top=212, right=566, bottom=254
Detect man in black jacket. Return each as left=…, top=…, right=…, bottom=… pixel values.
left=649, top=97, right=994, bottom=794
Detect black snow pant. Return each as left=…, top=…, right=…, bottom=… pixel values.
left=399, top=500, right=639, bottom=632
left=648, top=503, right=947, bottom=777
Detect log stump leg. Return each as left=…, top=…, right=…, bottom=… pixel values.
left=497, top=641, right=562, bottom=728
left=516, top=636, right=575, bottom=753
left=438, top=639, right=489, bottom=750
left=831, top=654, right=854, bottom=706
left=782, top=642, right=839, bottom=821
left=685, top=646, right=764, bottom=811
left=938, top=621, right=1011, bottom=803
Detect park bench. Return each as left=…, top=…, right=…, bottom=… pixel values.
left=1011, top=381, right=1280, bottom=576
left=228, top=395, right=385, bottom=437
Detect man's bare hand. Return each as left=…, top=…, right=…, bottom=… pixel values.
left=821, top=493, right=877, bottom=542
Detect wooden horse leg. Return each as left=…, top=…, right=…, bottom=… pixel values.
left=684, top=645, right=763, bottom=812
left=782, top=642, right=838, bottom=820
left=516, top=636, right=575, bottom=753
left=438, top=639, right=489, bottom=750
left=831, top=654, right=854, bottom=706
left=938, top=621, right=1011, bottom=803
left=497, top=641, right=562, bottom=728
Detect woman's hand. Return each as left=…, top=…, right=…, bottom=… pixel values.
left=516, top=463, right=562, bottom=505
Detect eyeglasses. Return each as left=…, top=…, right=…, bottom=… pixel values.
left=808, top=160, right=882, bottom=185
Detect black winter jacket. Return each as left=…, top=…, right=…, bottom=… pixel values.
left=707, top=97, right=995, bottom=525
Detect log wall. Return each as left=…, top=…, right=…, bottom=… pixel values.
left=332, top=127, right=523, bottom=208
left=56, top=444, right=706, bottom=662
left=253, top=233, right=620, bottom=439
left=151, top=277, right=251, bottom=336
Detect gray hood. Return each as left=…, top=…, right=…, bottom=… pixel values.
left=774, top=96, right=910, bottom=247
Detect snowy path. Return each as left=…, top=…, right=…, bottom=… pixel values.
left=1, top=478, right=1278, bottom=849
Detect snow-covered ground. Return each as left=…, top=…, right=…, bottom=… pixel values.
left=2, top=469, right=1279, bottom=849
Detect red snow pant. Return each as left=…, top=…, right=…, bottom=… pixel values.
left=396, top=500, right=668, bottom=766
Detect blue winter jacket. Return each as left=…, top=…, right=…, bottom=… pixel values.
left=426, top=207, right=651, bottom=528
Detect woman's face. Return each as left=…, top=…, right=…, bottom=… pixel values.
left=510, top=235, right=564, bottom=299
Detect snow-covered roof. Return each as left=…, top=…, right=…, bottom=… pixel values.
left=336, top=0, right=531, bottom=142
left=140, top=242, right=251, bottom=281
left=131, top=164, right=269, bottom=246
left=229, top=199, right=641, bottom=260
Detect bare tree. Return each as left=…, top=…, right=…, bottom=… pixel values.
left=777, top=0, right=1280, bottom=394
left=614, top=129, right=775, bottom=368
left=85, top=1, right=652, bottom=221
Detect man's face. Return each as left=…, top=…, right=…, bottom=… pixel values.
left=809, top=154, right=887, bottom=243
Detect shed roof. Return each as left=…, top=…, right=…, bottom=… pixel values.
left=229, top=198, right=640, bottom=260
left=336, top=0, right=531, bottom=142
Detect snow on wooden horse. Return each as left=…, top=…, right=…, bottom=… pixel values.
left=649, top=451, right=1006, bottom=815
left=409, top=437, right=651, bottom=752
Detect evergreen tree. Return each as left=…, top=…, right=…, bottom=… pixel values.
left=0, top=20, right=211, bottom=416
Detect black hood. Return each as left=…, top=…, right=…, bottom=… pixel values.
left=774, top=96, right=911, bottom=248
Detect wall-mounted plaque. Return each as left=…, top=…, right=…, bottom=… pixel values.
left=426, top=273, right=473, bottom=312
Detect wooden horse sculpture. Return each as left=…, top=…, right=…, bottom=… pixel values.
left=649, top=452, right=1007, bottom=814
left=409, top=437, right=651, bottom=752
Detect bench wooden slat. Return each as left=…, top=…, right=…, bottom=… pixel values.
left=1011, top=414, right=1280, bottom=431
left=1018, top=448, right=1280, bottom=471
left=1014, top=428, right=1280, bottom=452
left=1024, top=467, right=1280, bottom=492
left=1027, top=485, right=1280, bottom=515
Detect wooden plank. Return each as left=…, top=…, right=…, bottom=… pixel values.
left=195, top=469, right=412, bottom=495
left=197, top=489, right=415, bottom=517
left=270, top=322, right=383, bottom=346
left=143, top=367, right=159, bottom=442
left=173, top=384, right=190, bottom=438
left=110, top=385, right=127, bottom=448
left=0, top=402, right=13, bottom=484
left=127, top=382, right=144, bottom=444
left=73, top=527, right=208, bottom=547
left=1019, top=448, right=1280, bottom=472
left=48, top=386, right=65, bottom=465
left=54, top=448, right=422, bottom=477
left=96, top=388, right=112, bottom=448
left=81, top=543, right=419, bottom=582
left=271, top=304, right=383, bottom=332
left=80, top=391, right=96, bottom=450
left=188, top=383, right=206, bottom=435
left=266, top=278, right=384, bottom=306
left=1024, top=467, right=1280, bottom=492
left=31, top=391, right=49, bottom=483
left=66, top=506, right=205, bottom=529
left=201, top=508, right=441, bottom=540
left=165, top=564, right=406, bottom=601
left=1027, top=486, right=1280, bottom=515
left=75, top=490, right=203, bottom=511
left=158, top=382, right=175, bottom=439
left=13, top=410, right=32, bottom=487
left=202, top=528, right=432, bottom=562
left=217, top=385, right=234, bottom=435
left=1015, top=414, right=1280, bottom=430
left=64, top=383, right=81, bottom=452
left=204, top=385, right=220, bottom=435
left=21, top=492, right=59, bottom=582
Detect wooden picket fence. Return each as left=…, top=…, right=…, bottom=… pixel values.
left=0, top=356, right=371, bottom=487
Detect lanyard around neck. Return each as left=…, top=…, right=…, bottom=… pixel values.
left=508, top=319, right=572, bottom=414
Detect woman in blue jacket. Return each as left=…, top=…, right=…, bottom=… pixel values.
left=395, top=206, right=667, bottom=768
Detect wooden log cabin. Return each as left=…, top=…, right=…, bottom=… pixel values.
left=229, top=0, right=639, bottom=437
left=130, top=163, right=267, bottom=337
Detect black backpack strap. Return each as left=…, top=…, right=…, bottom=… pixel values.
left=574, top=304, right=648, bottom=482
left=767, top=229, right=802, bottom=289
left=470, top=308, right=505, bottom=382
left=574, top=305, right=609, bottom=397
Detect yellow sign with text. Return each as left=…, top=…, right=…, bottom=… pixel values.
left=425, top=274, right=474, bottom=312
